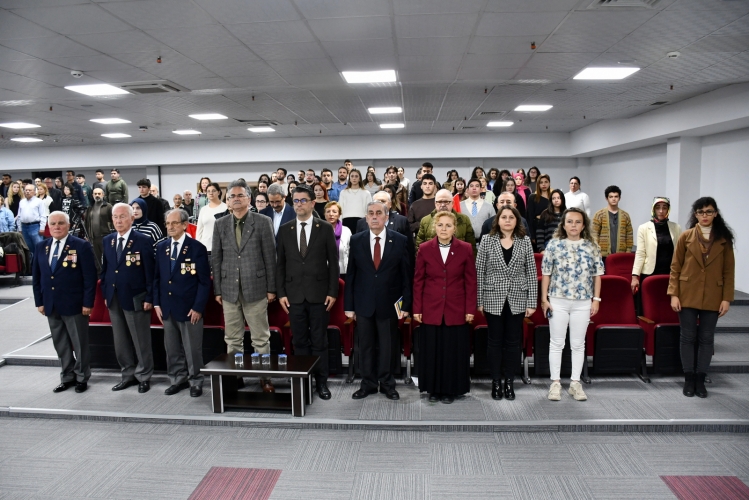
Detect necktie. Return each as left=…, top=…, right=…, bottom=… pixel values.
left=235, top=219, right=243, bottom=247
left=300, top=222, right=308, bottom=258
left=50, top=240, right=60, bottom=271
left=116, top=237, right=124, bottom=262
left=373, top=236, right=381, bottom=270
left=171, top=241, right=178, bottom=272
left=472, top=201, right=477, bottom=216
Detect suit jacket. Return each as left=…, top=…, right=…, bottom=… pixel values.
left=344, top=229, right=412, bottom=319
left=355, top=211, right=415, bottom=267
left=48, top=187, right=63, bottom=213
left=667, top=227, right=735, bottom=311
left=476, top=234, right=538, bottom=315
left=32, top=235, right=97, bottom=316
left=153, top=236, right=211, bottom=322
left=276, top=217, right=339, bottom=304
left=100, top=230, right=156, bottom=311
left=412, top=238, right=477, bottom=326
left=211, top=211, right=277, bottom=303
left=632, top=220, right=681, bottom=275
left=260, top=204, right=295, bottom=235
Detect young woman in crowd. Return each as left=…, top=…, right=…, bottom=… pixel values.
left=541, top=207, right=604, bottom=402
left=452, top=178, right=466, bottom=199
left=526, top=166, right=541, bottom=193
left=5, top=181, right=22, bottom=217
left=479, top=177, right=495, bottom=206
left=631, top=197, right=682, bottom=294
left=470, top=167, right=485, bottom=181
left=195, top=176, right=212, bottom=219
left=535, top=189, right=566, bottom=252
left=324, top=201, right=351, bottom=276
left=195, top=183, right=226, bottom=251
left=61, top=185, right=82, bottom=218
left=477, top=206, right=537, bottom=400
left=487, top=168, right=500, bottom=191
left=669, top=197, right=735, bottom=398
left=338, top=169, right=372, bottom=234
left=397, top=166, right=410, bottom=194
left=313, top=183, right=329, bottom=218
left=413, top=211, right=477, bottom=404
left=130, top=198, right=163, bottom=247
left=285, top=181, right=298, bottom=206
left=382, top=184, right=406, bottom=216
left=37, top=184, right=53, bottom=217
left=54, top=177, right=64, bottom=190
left=363, top=170, right=381, bottom=197
left=0, top=195, right=16, bottom=232
left=503, top=177, right=526, bottom=217
left=525, top=174, right=551, bottom=248
left=513, top=172, right=531, bottom=208
left=254, top=192, right=269, bottom=213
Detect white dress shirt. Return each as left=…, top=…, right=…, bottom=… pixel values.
left=565, top=190, right=591, bottom=216
left=295, top=216, right=312, bottom=252
left=169, top=232, right=187, bottom=257
left=369, top=230, right=386, bottom=261
left=272, top=208, right=285, bottom=235
left=116, top=229, right=132, bottom=247
left=48, top=234, right=69, bottom=266
left=16, top=196, right=47, bottom=230
left=468, top=197, right=484, bottom=213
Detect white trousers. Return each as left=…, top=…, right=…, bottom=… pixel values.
left=548, top=297, right=590, bottom=381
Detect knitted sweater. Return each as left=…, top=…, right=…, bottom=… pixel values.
left=590, top=208, right=634, bottom=257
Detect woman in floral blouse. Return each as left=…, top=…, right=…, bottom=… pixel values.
left=540, top=207, right=604, bottom=402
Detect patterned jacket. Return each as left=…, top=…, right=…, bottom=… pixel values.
left=476, top=234, right=538, bottom=315
left=590, top=208, right=634, bottom=257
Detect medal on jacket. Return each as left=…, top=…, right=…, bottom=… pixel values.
left=190, top=262, right=196, bottom=275
left=181, top=262, right=186, bottom=274
left=126, top=253, right=132, bottom=266
left=135, top=252, right=141, bottom=265
left=69, top=250, right=77, bottom=268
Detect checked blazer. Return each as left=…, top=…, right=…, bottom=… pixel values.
left=476, top=234, right=538, bottom=315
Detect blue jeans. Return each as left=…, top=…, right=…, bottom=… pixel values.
left=21, top=222, right=42, bottom=260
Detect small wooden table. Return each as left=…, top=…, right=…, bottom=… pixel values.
left=201, top=354, right=319, bottom=417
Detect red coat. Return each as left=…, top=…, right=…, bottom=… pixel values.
left=412, top=237, right=477, bottom=326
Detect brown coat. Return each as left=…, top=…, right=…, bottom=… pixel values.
left=667, top=227, right=735, bottom=311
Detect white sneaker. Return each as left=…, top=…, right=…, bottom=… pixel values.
left=568, top=381, right=588, bottom=401
left=548, top=381, right=562, bottom=401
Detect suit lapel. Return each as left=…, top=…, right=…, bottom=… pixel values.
left=53, top=241, right=71, bottom=275
left=237, top=215, right=255, bottom=253
left=704, top=239, right=725, bottom=268
left=117, top=233, right=135, bottom=268
left=168, top=240, right=189, bottom=277
left=687, top=232, right=704, bottom=268
left=379, top=230, right=393, bottom=268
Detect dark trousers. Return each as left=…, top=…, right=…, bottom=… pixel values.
left=48, top=312, right=91, bottom=383
left=108, top=294, right=154, bottom=382
left=485, top=301, right=524, bottom=380
left=357, top=314, right=398, bottom=391
left=679, top=307, right=719, bottom=374
left=289, top=301, right=330, bottom=382
left=163, top=315, right=204, bottom=387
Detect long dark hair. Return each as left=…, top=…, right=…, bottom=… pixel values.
left=470, top=166, right=485, bottom=179
left=687, top=196, right=734, bottom=246
left=490, top=206, right=526, bottom=238
left=526, top=166, right=540, bottom=185
left=533, top=173, right=551, bottom=203
left=540, top=189, right=566, bottom=223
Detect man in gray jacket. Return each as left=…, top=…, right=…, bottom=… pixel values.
left=212, top=180, right=278, bottom=392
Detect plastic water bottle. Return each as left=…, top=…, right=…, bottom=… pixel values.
left=251, top=352, right=261, bottom=368
left=234, top=352, right=244, bottom=369
left=261, top=353, right=271, bottom=368
left=278, top=354, right=288, bottom=369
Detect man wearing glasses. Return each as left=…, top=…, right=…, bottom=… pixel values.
left=260, top=184, right=295, bottom=236
left=415, top=189, right=476, bottom=256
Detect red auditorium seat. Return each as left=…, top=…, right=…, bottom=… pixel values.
left=522, top=279, right=546, bottom=384
left=534, top=253, right=543, bottom=278
left=638, top=275, right=682, bottom=374
left=327, top=279, right=353, bottom=379
left=0, top=253, right=23, bottom=285
left=603, top=252, right=635, bottom=280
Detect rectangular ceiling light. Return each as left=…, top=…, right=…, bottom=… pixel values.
left=90, top=118, right=131, bottom=124
left=379, top=123, right=405, bottom=129
left=0, top=122, right=41, bottom=129
left=101, top=133, right=131, bottom=138
left=248, top=127, right=275, bottom=133
left=368, top=107, right=402, bottom=114
left=11, top=137, right=43, bottom=142
left=574, top=67, right=640, bottom=80
left=342, top=70, right=396, bottom=84
left=487, top=121, right=514, bottom=127
left=65, top=84, right=130, bottom=96
left=189, top=113, right=228, bottom=120
left=514, top=105, right=553, bottom=112
left=173, top=130, right=201, bottom=135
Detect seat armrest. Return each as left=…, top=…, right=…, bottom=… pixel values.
left=637, top=316, right=655, bottom=324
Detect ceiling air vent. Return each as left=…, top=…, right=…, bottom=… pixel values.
left=479, top=111, right=506, bottom=116
left=118, top=80, right=190, bottom=94
left=588, top=0, right=660, bottom=8
left=235, top=120, right=280, bottom=127
left=461, top=126, right=478, bottom=130
left=650, top=101, right=669, bottom=106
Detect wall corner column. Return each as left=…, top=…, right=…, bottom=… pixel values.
left=665, top=137, right=702, bottom=226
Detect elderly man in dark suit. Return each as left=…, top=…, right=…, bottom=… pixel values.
left=277, top=186, right=339, bottom=400
left=345, top=200, right=412, bottom=401
left=260, top=183, right=295, bottom=236
left=100, top=202, right=156, bottom=393
left=212, top=180, right=278, bottom=392
left=32, top=211, right=98, bottom=393
left=154, top=208, right=211, bottom=397
left=355, top=190, right=415, bottom=267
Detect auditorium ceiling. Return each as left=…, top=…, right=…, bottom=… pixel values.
left=0, top=0, right=748, bottom=148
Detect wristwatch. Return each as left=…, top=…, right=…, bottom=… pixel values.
left=592, top=297, right=602, bottom=302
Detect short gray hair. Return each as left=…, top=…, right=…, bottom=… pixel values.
left=165, top=208, right=189, bottom=223
left=366, top=201, right=389, bottom=213
left=112, top=202, right=134, bottom=216
left=48, top=210, right=69, bottom=224
left=228, top=179, right=251, bottom=198
left=267, top=183, right=285, bottom=197
left=372, top=191, right=391, bottom=205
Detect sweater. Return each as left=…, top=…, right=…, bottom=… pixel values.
left=460, top=198, right=496, bottom=242
left=590, top=208, right=634, bottom=257
left=535, top=211, right=562, bottom=251
left=338, top=188, right=372, bottom=219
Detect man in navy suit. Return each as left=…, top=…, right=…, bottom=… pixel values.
left=356, top=190, right=415, bottom=268
left=260, top=183, right=295, bottom=236
left=154, top=209, right=210, bottom=397
left=345, top=200, right=412, bottom=400
left=32, top=211, right=98, bottom=393
left=100, top=203, right=156, bottom=393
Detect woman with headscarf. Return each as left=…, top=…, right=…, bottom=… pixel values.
left=130, top=198, right=164, bottom=248
left=631, top=197, right=682, bottom=294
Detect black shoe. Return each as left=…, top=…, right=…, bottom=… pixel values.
left=138, top=381, right=150, bottom=393
left=352, top=387, right=377, bottom=400
left=491, top=379, right=503, bottom=400
left=112, top=379, right=137, bottom=392
left=441, top=395, right=454, bottom=404
left=317, top=383, right=332, bottom=400
left=53, top=381, right=75, bottom=393
left=75, top=382, right=88, bottom=393
left=380, top=386, right=400, bottom=400
left=428, top=393, right=439, bottom=403
left=190, top=386, right=203, bottom=397
left=237, top=377, right=246, bottom=389
left=695, top=372, right=708, bottom=398
left=683, top=372, right=695, bottom=397
left=504, top=379, right=515, bottom=401
left=164, top=381, right=190, bottom=396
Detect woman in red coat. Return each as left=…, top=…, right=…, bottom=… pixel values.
left=413, top=211, right=477, bottom=404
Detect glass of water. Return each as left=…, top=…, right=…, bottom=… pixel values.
left=278, top=354, right=287, bottom=369
left=250, top=353, right=261, bottom=367
left=234, top=352, right=244, bottom=369
left=261, top=353, right=271, bottom=368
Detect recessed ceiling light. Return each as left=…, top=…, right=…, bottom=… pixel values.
left=514, top=105, right=553, bottom=112
left=379, top=123, right=405, bottom=129
left=11, top=137, right=43, bottom=142
left=573, top=67, right=640, bottom=80
left=0, top=122, right=41, bottom=129
left=342, top=70, right=396, bottom=84
left=487, top=121, right=514, bottom=127
left=189, top=113, right=228, bottom=120
left=90, top=118, right=131, bottom=124
left=173, top=130, right=201, bottom=135
left=368, top=107, right=402, bottom=114
left=101, top=133, right=131, bottom=138
left=248, top=127, right=275, bottom=133
left=65, top=84, right=129, bottom=96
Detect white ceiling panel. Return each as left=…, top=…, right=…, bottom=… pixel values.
left=308, top=17, right=393, bottom=41
left=462, top=53, right=533, bottom=70
left=553, top=10, right=655, bottom=38
left=1, top=35, right=100, bottom=59
left=267, top=58, right=338, bottom=76
left=11, top=4, right=132, bottom=35
left=111, top=49, right=198, bottom=71
left=323, top=38, right=396, bottom=61
left=295, top=0, right=391, bottom=19
left=192, top=0, right=302, bottom=24
left=397, top=36, right=470, bottom=57
left=279, top=73, right=344, bottom=87
left=484, top=0, right=581, bottom=13
left=632, top=8, right=740, bottom=39
left=84, top=68, right=160, bottom=84
left=470, top=36, right=546, bottom=55
left=224, top=74, right=292, bottom=88
left=69, top=30, right=166, bottom=54
left=99, top=0, right=216, bottom=30
left=249, top=42, right=327, bottom=61
left=44, top=54, right=134, bottom=72
left=226, top=21, right=317, bottom=45
left=398, top=68, right=460, bottom=83
left=0, top=10, right=56, bottom=39
left=457, top=66, right=519, bottom=82
left=395, top=13, right=479, bottom=38
left=681, top=35, right=749, bottom=53
left=398, top=55, right=461, bottom=73
left=475, top=12, right=568, bottom=37
left=393, top=0, right=486, bottom=15
left=713, top=14, right=749, bottom=36
left=145, top=25, right=241, bottom=52
left=181, top=45, right=260, bottom=71
left=667, top=0, right=749, bottom=15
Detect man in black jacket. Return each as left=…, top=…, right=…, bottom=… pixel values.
left=44, top=178, right=63, bottom=212
left=356, top=190, right=415, bottom=269
left=408, top=162, right=440, bottom=205
left=136, top=178, right=165, bottom=235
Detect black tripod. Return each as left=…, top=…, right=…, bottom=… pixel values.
left=69, top=207, right=88, bottom=240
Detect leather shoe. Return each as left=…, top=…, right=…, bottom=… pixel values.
left=317, top=382, right=332, bottom=400
left=491, top=379, right=503, bottom=401
left=75, top=382, right=88, bottom=393
left=504, top=379, right=516, bottom=401
left=112, top=379, right=137, bottom=392
left=53, top=381, right=75, bottom=393
left=428, top=393, right=439, bottom=403
left=380, top=386, right=400, bottom=400
left=352, top=387, right=377, bottom=399
left=190, top=386, right=203, bottom=397
left=164, top=381, right=189, bottom=396
left=138, top=381, right=150, bottom=393
left=262, top=380, right=275, bottom=393
left=441, top=395, right=454, bottom=404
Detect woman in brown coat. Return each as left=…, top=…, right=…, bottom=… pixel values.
left=668, top=197, right=735, bottom=399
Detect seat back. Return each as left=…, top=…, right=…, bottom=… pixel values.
left=90, top=281, right=111, bottom=323
left=534, top=253, right=543, bottom=278
left=202, top=278, right=225, bottom=328
left=604, top=253, right=635, bottom=280
left=641, top=274, right=677, bottom=324
left=595, top=275, right=637, bottom=325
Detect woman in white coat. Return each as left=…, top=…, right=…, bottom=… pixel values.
left=631, top=197, right=682, bottom=294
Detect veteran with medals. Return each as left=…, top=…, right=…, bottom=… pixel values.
left=154, top=209, right=210, bottom=397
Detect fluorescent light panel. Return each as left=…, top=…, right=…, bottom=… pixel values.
left=90, top=118, right=131, bottom=124
left=65, top=84, right=129, bottom=96
left=574, top=67, right=640, bottom=80
left=379, top=123, right=404, bottom=129
left=101, top=133, right=130, bottom=138
left=0, top=122, right=41, bottom=129
left=342, top=70, right=396, bottom=84
left=248, top=127, right=275, bottom=133
left=11, top=137, right=43, bottom=142
left=189, top=113, right=228, bottom=120
left=487, top=121, right=513, bottom=127
left=514, top=105, right=553, bottom=112
left=172, top=130, right=201, bottom=135
left=368, top=106, right=402, bottom=114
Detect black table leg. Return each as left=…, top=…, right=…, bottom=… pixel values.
left=304, top=376, right=312, bottom=405
left=211, top=374, right=223, bottom=413
left=291, top=377, right=305, bottom=417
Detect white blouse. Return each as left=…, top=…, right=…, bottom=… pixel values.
left=196, top=202, right=227, bottom=249
left=338, top=188, right=372, bottom=219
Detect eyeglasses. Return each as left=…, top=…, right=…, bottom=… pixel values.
left=228, top=194, right=248, bottom=200
left=292, top=199, right=310, bottom=205
left=435, top=200, right=452, bottom=205
left=695, top=210, right=716, bottom=216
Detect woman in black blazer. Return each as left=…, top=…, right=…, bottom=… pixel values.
left=476, top=206, right=538, bottom=400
